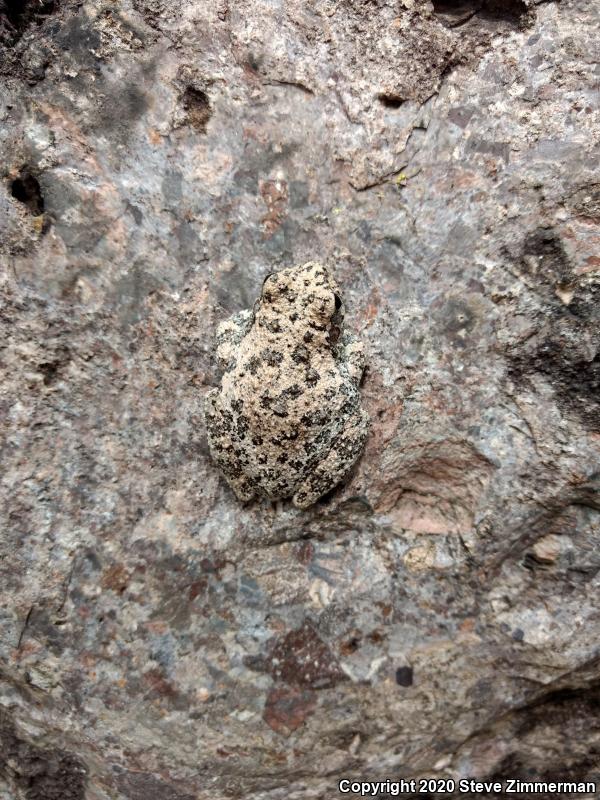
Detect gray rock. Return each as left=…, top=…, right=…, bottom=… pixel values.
left=0, top=0, right=599, bottom=797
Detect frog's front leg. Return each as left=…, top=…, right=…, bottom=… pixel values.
left=292, top=407, right=370, bottom=509
left=338, top=331, right=366, bottom=386
left=204, top=388, right=256, bottom=502
left=215, top=309, right=253, bottom=371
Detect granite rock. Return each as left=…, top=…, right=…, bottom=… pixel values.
left=0, top=0, right=599, bottom=797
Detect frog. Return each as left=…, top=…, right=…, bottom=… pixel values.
left=204, top=261, right=370, bottom=509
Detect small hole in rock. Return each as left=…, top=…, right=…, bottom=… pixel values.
left=432, top=0, right=482, bottom=15
left=481, top=0, right=528, bottom=22
left=432, top=0, right=527, bottom=26
left=39, top=361, right=59, bottom=386
left=341, top=637, right=361, bottom=654
left=2, top=0, right=58, bottom=43
left=378, top=93, right=405, bottom=109
left=316, top=486, right=338, bottom=506
left=11, top=170, right=44, bottom=215
left=182, top=86, right=211, bottom=133
left=395, top=665, right=414, bottom=687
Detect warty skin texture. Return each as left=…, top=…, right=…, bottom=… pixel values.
left=205, top=262, right=369, bottom=508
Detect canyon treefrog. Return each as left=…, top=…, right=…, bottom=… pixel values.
left=205, top=262, right=369, bottom=508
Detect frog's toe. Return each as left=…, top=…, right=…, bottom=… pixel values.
left=292, top=488, right=312, bottom=509
left=232, top=478, right=256, bottom=503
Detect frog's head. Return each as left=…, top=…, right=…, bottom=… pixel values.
left=259, top=262, right=344, bottom=330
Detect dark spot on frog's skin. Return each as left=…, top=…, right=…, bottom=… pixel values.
left=395, top=666, right=413, bottom=687
left=272, top=398, right=289, bottom=417
left=258, top=454, right=268, bottom=464
left=277, top=479, right=291, bottom=493
left=306, top=368, right=320, bottom=387
left=277, top=453, right=288, bottom=463
left=283, top=384, right=303, bottom=399
left=260, top=348, right=284, bottom=366
left=289, top=312, right=299, bottom=322
left=265, top=318, right=281, bottom=333
left=340, top=400, right=355, bottom=417
left=292, top=344, right=310, bottom=364
left=236, top=414, right=249, bottom=437
left=309, top=321, right=327, bottom=332
left=252, top=435, right=263, bottom=446
left=270, top=429, right=299, bottom=444
left=314, top=428, right=329, bottom=446
left=328, top=325, right=341, bottom=347
left=260, top=394, right=272, bottom=408
left=303, top=330, right=314, bottom=343
left=247, top=355, right=261, bottom=374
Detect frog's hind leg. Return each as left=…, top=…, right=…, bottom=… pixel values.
left=204, top=389, right=256, bottom=503
left=292, top=407, right=369, bottom=509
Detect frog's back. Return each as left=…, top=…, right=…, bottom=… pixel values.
left=222, top=332, right=358, bottom=498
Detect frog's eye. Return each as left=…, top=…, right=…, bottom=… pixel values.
left=262, top=272, right=275, bottom=291
left=334, top=293, right=342, bottom=311
left=261, top=273, right=276, bottom=302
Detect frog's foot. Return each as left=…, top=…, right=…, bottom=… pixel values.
left=227, top=474, right=256, bottom=503
left=204, top=389, right=256, bottom=503
left=292, top=407, right=370, bottom=509
left=215, top=309, right=253, bottom=371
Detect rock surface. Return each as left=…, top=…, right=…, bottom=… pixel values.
left=0, top=0, right=599, bottom=798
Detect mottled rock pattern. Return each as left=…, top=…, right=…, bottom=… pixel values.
left=0, top=0, right=599, bottom=797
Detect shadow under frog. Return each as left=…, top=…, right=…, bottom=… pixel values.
left=205, top=262, right=370, bottom=509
